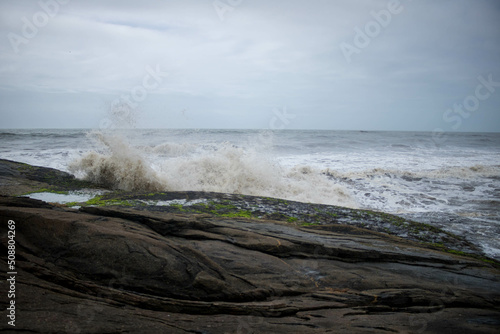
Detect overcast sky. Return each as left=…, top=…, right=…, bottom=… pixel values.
left=1, top=0, right=499, bottom=131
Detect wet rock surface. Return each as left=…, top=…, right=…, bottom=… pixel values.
left=0, top=159, right=487, bottom=258
left=1, top=159, right=500, bottom=333
left=1, top=196, right=500, bottom=333
left=0, top=158, right=102, bottom=197
left=95, top=190, right=485, bottom=257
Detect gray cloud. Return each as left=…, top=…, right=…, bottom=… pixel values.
left=1, top=0, right=499, bottom=131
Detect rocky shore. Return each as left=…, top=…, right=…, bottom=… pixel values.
left=1, top=159, right=499, bottom=333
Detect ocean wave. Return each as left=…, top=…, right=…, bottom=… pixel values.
left=69, top=133, right=165, bottom=192
left=0, top=132, right=19, bottom=138
left=321, top=165, right=500, bottom=181
left=141, top=142, right=200, bottom=157
left=69, top=132, right=357, bottom=207
left=68, top=131, right=499, bottom=217
left=0, top=130, right=85, bottom=140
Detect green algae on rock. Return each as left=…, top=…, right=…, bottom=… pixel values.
left=1, top=195, right=499, bottom=333
left=72, top=190, right=484, bottom=259
left=0, top=158, right=493, bottom=262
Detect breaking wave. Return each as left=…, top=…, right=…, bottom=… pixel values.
left=321, top=165, right=500, bottom=181
left=69, top=133, right=165, bottom=192
left=69, top=132, right=357, bottom=207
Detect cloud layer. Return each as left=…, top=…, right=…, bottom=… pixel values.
left=1, top=0, right=499, bottom=131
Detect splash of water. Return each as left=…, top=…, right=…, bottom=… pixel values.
left=69, top=131, right=357, bottom=207
left=69, top=132, right=165, bottom=192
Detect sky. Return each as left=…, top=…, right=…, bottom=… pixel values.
left=0, top=0, right=499, bottom=131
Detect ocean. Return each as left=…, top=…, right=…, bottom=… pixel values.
left=1, top=128, right=499, bottom=259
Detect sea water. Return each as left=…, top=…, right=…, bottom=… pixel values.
left=1, top=129, right=499, bottom=259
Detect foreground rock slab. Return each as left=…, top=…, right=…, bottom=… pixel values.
left=1, top=196, right=499, bottom=333
left=0, top=158, right=488, bottom=257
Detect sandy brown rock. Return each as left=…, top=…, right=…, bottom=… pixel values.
left=1, top=196, right=499, bottom=333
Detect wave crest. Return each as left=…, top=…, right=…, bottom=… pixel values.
left=69, top=132, right=357, bottom=207
left=69, top=133, right=165, bottom=192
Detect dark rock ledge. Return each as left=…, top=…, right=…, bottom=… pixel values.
left=0, top=159, right=499, bottom=333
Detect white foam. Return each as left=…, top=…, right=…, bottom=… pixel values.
left=140, top=198, right=208, bottom=206
left=69, top=132, right=358, bottom=208
left=64, top=130, right=498, bottom=225
left=69, top=132, right=166, bottom=192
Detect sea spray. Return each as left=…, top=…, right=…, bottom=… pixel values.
left=69, top=131, right=358, bottom=207
left=69, top=132, right=165, bottom=192
left=4, top=129, right=499, bottom=259
left=157, top=144, right=356, bottom=207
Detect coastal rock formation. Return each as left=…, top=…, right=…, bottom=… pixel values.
left=1, top=195, right=499, bottom=333
left=1, top=158, right=499, bottom=333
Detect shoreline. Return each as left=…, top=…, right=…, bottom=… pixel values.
left=0, top=158, right=494, bottom=262
left=1, top=158, right=499, bottom=332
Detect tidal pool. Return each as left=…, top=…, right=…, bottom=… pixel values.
left=26, top=190, right=106, bottom=205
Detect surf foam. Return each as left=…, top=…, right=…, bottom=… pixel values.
left=69, top=131, right=357, bottom=207
left=69, top=132, right=165, bottom=192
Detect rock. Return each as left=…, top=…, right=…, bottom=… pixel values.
left=1, top=195, right=499, bottom=333
left=0, top=158, right=103, bottom=196
left=0, top=158, right=486, bottom=257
